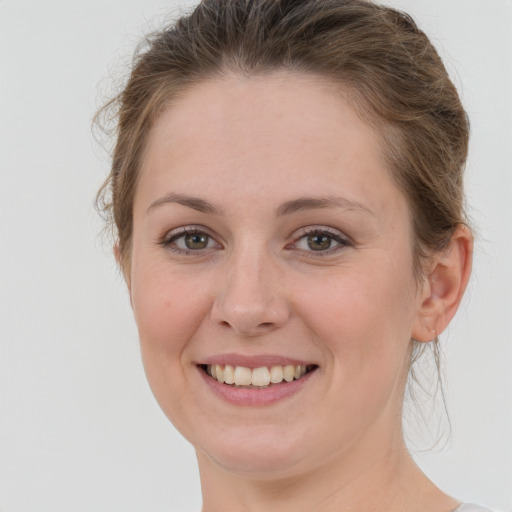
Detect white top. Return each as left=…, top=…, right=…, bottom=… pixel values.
left=455, top=505, right=492, bottom=512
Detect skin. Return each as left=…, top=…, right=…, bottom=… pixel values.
left=125, top=71, right=472, bottom=512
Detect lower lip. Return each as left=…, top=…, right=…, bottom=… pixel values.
left=198, top=366, right=317, bottom=406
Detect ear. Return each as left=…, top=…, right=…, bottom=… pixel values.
left=412, top=224, right=473, bottom=342
left=113, top=242, right=122, bottom=265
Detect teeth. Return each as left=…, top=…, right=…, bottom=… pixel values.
left=269, top=365, right=284, bottom=383
left=234, top=366, right=252, bottom=386
left=294, top=364, right=306, bottom=379
left=205, top=364, right=313, bottom=387
left=252, top=367, right=270, bottom=387
left=223, top=364, right=235, bottom=385
left=283, top=365, right=295, bottom=382
left=215, top=364, right=224, bottom=384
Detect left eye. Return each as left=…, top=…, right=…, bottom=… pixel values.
left=293, top=230, right=347, bottom=252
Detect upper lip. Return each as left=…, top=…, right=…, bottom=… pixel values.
left=199, top=353, right=317, bottom=368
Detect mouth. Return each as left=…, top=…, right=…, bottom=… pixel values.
left=199, top=363, right=318, bottom=388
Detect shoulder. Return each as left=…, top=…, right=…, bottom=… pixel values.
left=454, top=504, right=494, bottom=512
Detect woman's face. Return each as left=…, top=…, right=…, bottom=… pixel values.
left=128, top=72, right=427, bottom=478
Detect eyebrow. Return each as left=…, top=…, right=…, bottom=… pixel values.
left=146, top=192, right=373, bottom=217
left=275, top=196, right=374, bottom=217
left=146, top=192, right=223, bottom=215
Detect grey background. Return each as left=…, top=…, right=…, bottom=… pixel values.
left=0, top=0, right=511, bottom=510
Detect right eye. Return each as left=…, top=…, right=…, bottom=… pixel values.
left=163, top=227, right=221, bottom=254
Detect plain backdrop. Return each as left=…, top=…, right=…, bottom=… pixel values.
left=0, top=0, right=511, bottom=511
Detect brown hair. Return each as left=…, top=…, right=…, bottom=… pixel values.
left=96, top=0, right=470, bottom=425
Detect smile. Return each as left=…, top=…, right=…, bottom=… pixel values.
left=201, top=364, right=317, bottom=388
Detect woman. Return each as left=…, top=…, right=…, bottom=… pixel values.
left=97, top=0, right=488, bottom=510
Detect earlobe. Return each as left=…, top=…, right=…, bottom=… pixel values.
left=412, top=224, right=473, bottom=342
left=113, top=242, right=122, bottom=265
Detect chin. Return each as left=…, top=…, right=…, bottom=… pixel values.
left=204, top=450, right=307, bottom=480
left=194, top=423, right=314, bottom=478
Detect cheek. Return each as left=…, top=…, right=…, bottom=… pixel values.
left=129, top=261, right=217, bottom=430
left=291, top=261, right=416, bottom=374
left=130, top=260, right=213, bottom=367
left=290, top=265, right=416, bottom=439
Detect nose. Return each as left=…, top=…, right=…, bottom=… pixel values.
left=210, top=246, right=290, bottom=337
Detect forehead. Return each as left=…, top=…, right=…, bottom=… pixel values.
left=136, top=71, right=404, bottom=218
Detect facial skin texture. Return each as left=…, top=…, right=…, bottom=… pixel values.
left=127, top=72, right=471, bottom=512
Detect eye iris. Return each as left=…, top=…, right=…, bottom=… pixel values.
left=185, top=233, right=209, bottom=249
left=307, top=233, right=331, bottom=251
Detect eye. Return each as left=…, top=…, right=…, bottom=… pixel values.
left=290, top=227, right=350, bottom=254
left=162, top=227, right=220, bottom=253
left=301, top=233, right=336, bottom=251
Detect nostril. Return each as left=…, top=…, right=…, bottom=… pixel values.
left=211, top=290, right=290, bottom=335
left=219, top=320, right=275, bottom=333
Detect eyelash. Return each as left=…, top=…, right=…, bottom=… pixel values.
left=160, top=226, right=351, bottom=256
left=288, top=226, right=351, bottom=256
left=161, top=226, right=220, bottom=255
